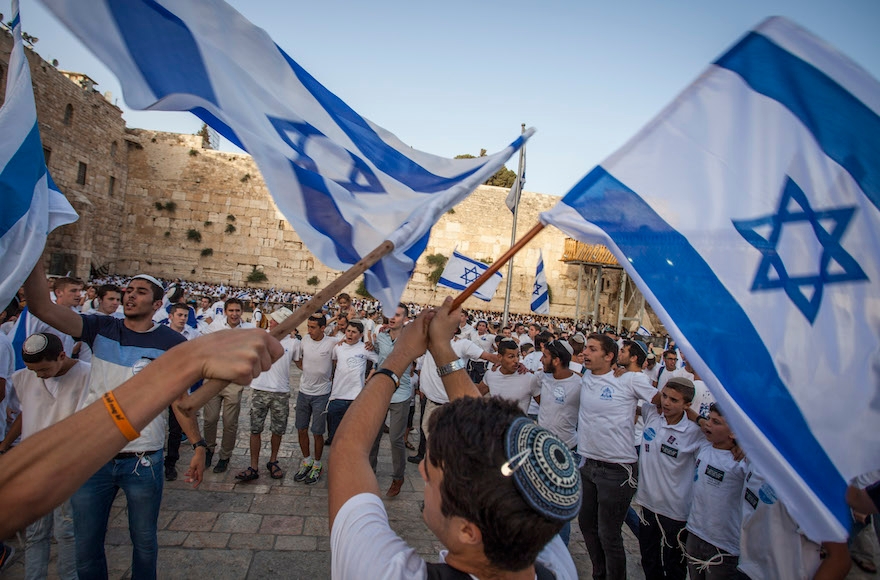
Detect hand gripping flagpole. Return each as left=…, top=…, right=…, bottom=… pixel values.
left=450, top=223, right=545, bottom=311
left=175, top=240, right=396, bottom=417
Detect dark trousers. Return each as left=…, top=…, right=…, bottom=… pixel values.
left=165, top=406, right=182, bottom=468
left=326, top=399, right=354, bottom=442
left=638, top=507, right=687, bottom=580
left=578, top=459, right=638, bottom=580
left=467, top=360, right=488, bottom=384
left=416, top=394, right=427, bottom=457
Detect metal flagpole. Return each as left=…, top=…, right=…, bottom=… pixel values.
left=502, top=123, right=526, bottom=327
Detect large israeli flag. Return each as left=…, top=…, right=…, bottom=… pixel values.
left=437, top=250, right=503, bottom=302
left=40, top=0, right=529, bottom=314
left=531, top=250, right=549, bottom=314
left=542, top=17, right=879, bottom=542
left=0, top=0, right=78, bottom=312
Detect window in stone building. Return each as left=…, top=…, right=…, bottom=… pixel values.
left=76, top=162, right=87, bottom=185
left=278, top=220, right=285, bottom=230
left=63, top=104, right=74, bottom=126
left=110, top=141, right=118, bottom=158
left=108, top=176, right=116, bottom=196
left=43, top=147, right=51, bottom=165
left=48, top=253, right=77, bottom=276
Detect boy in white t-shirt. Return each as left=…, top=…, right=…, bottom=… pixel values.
left=478, top=340, right=540, bottom=415
left=684, top=404, right=748, bottom=579
left=635, top=377, right=705, bottom=580
left=326, top=321, right=378, bottom=444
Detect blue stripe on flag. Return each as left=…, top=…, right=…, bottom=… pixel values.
left=559, top=165, right=849, bottom=528
left=532, top=292, right=548, bottom=311
left=191, top=107, right=244, bottom=150
left=0, top=123, right=45, bottom=237
left=108, top=0, right=218, bottom=106
left=716, top=32, right=880, bottom=213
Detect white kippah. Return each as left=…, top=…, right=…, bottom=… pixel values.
left=23, top=333, right=49, bottom=355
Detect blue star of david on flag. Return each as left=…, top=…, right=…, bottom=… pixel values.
left=438, top=250, right=503, bottom=301
left=461, top=266, right=479, bottom=285
left=533, top=282, right=542, bottom=296
left=732, top=177, right=868, bottom=324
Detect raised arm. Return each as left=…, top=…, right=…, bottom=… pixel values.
left=23, top=261, right=83, bottom=338
left=0, top=329, right=282, bottom=536
left=427, top=297, right=482, bottom=401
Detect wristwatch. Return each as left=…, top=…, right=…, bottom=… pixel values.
left=192, top=438, right=208, bottom=451
left=437, top=358, right=467, bottom=377
left=373, top=368, right=400, bottom=389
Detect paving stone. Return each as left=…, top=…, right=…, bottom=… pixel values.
left=158, top=530, right=190, bottom=547
left=232, top=483, right=272, bottom=494
left=167, top=510, right=219, bottom=532
left=182, top=531, right=231, bottom=549
left=161, top=489, right=253, bottom=513
left=302, top=516, right=329, bottom=537
left=258, top=514, right=304, bottom=535
left=249, top=494, right=324, bottom=516
left=228, top=532, right=276, bottom=550
left=274, top=535, right=318, bottom=551
left=212, top=512, right=263, bottom=534
left=157, top=548, right=252, bottom=579
left=246, top=551, right=330, bottom=580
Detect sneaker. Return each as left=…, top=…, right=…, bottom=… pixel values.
left=205, top=449, right=214, bottom=468
left=304, top=463, right=323, bottom=485
left=293, top=460, right=313, bottom=483
left=407, top=454, right=423, bottom=464
left=0, top=543, right=15, bottom=573
left=213, top=458, right=229, bottom=473
left=165, top=465, right=178, bottom=481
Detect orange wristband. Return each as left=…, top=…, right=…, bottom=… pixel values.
left=102, top=391, right=140, bottom=441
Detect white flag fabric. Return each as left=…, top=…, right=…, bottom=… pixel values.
left=505, top=144, right=526, bottom=213
left=40, top=0, right=530, bottom=315
left=437, top=250, right=503, bottom=302
left=541, top=17, right=879, bottom=542
left=531, top=250, right=549, bottom=314
left=0, top=0, right=78, bottom=311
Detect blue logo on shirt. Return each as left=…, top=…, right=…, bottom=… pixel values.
left=758, top=483, right=778, bottom=505
left=643, top=427, right=656, bottom=442
left=600, top=386, right=613, bottom=400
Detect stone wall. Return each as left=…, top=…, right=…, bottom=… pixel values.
left=1, top=28, right=660, bottom=329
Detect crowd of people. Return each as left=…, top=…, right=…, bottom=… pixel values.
left=0, top=268, right=877, bottom=579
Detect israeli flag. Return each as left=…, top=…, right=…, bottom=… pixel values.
left=41, top=0, right=529, bottom=316
left=437, top=250, right=503, bottom=302
left=0, top=0, right=77, bottom=311
left=505, top=143, right=526, bottom=213
left=531, top=250, right=549, bottom=314
left=542, top=17, right=879, bottom=542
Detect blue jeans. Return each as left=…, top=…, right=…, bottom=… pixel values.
left=25, top=499, right=77, bottom=580
left=71, top=450, right=164, bottom=580
left=326, top=399, right=354, bottom=442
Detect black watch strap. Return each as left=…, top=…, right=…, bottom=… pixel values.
left=192, top=438, right=208, bottom=450
left=373, top=368, right=400, bottom=389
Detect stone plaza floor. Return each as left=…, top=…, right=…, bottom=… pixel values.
left=2, top=365, right=876, bottom=578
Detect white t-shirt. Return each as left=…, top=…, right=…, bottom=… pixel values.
left=330, top=341, right=378, bottom=401
left=537, top=372, right=581, bottom=449
left=643, top=364, right=661, bottom=383
left=692, top=379, right=716, bottom=418
left=569, top=361, right=585, bottom=376
left=522, top=350, right=543, bottom=373
left=330, top=493, right=577, bottom=580
left=471, top=332, right=496, bottom=354
left=298, top=334, right=337, bottom=396
left=251, top=336, right=300, bottom=393
left=738, top=463, right=822, bottom=580
left=634, top=403, right=707, bottom=521
left=419, top=339, right=485, bottom=405
left=686, top=445, right=747, bottom=555
left=12, top=361, right=91, bottom=439
left=656, top=366, right=693, bottom=391
left=578, top=370, right=657, bottom=464
left=458, top=323, right=477, bottom=343
left=483, top=368, right=540, bottom=415
left=0, top=332, right=15, bottom=440
left=210, top=300, right=225, bottom=318
left=205, top=318, right=254, bottom=333
left=517, top=333, right=534, bottom=347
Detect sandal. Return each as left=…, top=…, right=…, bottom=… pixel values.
left=267, top=461, right=284, bottom=479
left=234, top=466, right=259, bottom=482
left=405, top=440, right=415, bottom=451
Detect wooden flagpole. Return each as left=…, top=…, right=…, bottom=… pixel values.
left=176, top=240, right=396, bottom=417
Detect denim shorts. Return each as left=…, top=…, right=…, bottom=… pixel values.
left=295, top=391, right=330, bottom=434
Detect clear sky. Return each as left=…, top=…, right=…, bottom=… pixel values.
left=16, top=0, right=880, bottom=198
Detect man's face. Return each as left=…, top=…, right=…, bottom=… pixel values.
left=123, top=280, right=161, bottom=318
left=541, top=347, right=555, bottom=374
left=618, top=344, right=632, bottom=366
left=499, top=346, right=519, bottom=373
left=338, top=298, right=351, bottom=312
left=25, top=356, right=65, bottom=379
left=583, top=338, right=613, bottom=372
left=225, top=303, right=242, bottom=326
left=344, top=324, right=362, bottom=345
left=528, top=325, right=539, bottom=339
left=170, top=309, right=189, bottom=331
left=476, top=321, right=488, bottom=335
left=459, top=312, right=467, bottom=326
left=55, top=284, right=83, bottom=308
left=389, top=307, right=407, bottom=330
left=664, top=353, right=678, bottom=371
left=86, top=287, right=96, bottom=299
left=660, top=387, right=690, bottom=420
left=515, top=324, right=525, bottom=335
left=98, top=291, right=121, bottom=315
left=703, top=411, right=733, bottom=445
left=501, top=327, right=512, bottom=338
left=307, top=320, right=324, bottom=341
left=200, top=297, right=210, bottom=310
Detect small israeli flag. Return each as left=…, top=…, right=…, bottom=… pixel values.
left=531, top=251, right=549, bottom=314
left=437, top=250, right=503, bottom=302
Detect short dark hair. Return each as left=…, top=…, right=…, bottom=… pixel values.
left=22, top=333, right=64, bottom=363
left=622, top=339, right=647, bottom=367
left=545, top=340, right=571, bottom=368
left=663, top=349, right=678, bottom=360
left=169, top=303, right=190, bottom=316
left=397, top=302, right=409, bottom=317
left=347, top=320, right=364, bottom=334
left=168, top=286, right=185, bottom=303
left=663, top=378, right=695, bottom=403
left=497, top=340, right=518, bottom=356
left=520, top=343, right=535, bottom=356
left=53, top=276, right=83, bottom=292
left=337, top=292, right=351, bottom=303
left=588, top=333, right=619, bottom=361
left=709, top=402, right=723, bottom=417
left=428, top=397, right=563, bottom=571
left=308, top=313, right=327, bottom=328
left=534, top=331, right=553, bottom=350
left=224, top=298, right=243, bottom=311
left=96, top=284, right=120, bottom=300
